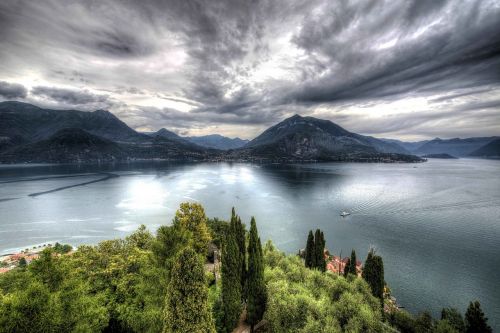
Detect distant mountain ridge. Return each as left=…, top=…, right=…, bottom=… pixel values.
left=413, top=137, right=499, bottom=156
left=2, top=101, right=496, bottom=164
left=185, top=134, right=249, bottom=150
left=468, top=139, right=500, bottom=158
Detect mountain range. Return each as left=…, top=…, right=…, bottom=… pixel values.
left=0, top=101, right=497, bottom=163
left=385, top=137, right=499, bottom=157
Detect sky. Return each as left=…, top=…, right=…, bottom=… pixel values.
left=0, top=0, right=499, bottom=140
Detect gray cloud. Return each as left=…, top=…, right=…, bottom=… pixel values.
left=0, top=81, right=27, bottom=99
left=31, top=86, right=109, bottom=105
left=287, top=0, right=500, bottom=104
left=0, top=0, right=499, bottom=139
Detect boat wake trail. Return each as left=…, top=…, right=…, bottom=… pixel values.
left=355, top=198, right=500, bottom=216
left=28, top=173, right=119, bottom=197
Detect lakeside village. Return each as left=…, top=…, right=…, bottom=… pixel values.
left=2, top=233, right=402, bottom=314
left=0, top=242, right=72, bottom=274
left=298, top=248, right=402, bottom=313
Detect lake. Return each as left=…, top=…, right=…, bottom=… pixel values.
left=1, top=159, right=499, bottom=329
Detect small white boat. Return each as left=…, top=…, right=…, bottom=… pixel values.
left=340, top=211, right=350, bottom=217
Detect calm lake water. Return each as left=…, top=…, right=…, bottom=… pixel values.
left=1, top=159, right=499, bottom=329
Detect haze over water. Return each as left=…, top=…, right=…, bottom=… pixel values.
left=1, top=159, right=499, bottom=329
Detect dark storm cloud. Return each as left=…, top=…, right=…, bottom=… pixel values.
left=0, top=0, right=499, bottom=138
left=287, top=0, right=500, bottom=104
left=0, top=81, right=27, bottom=99
left=31, top=86, right=109, bottom=105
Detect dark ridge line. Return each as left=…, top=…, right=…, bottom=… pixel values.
left=28, top=173, right=120, bottom=197
left=0, top=173, right=102, bottom=184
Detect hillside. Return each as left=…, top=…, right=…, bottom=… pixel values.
left=0, top=101, right=148, bottom=144
left=468, top=138, right=500, bottom=158
left=0, top=128, right=126, bottom=163
left=0, top=202, right=491, bottom=333
left=239, top=114, right=418, bottom=162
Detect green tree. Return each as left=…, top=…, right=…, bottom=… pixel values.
left=343, top=258, right=350, bottom=277
left=305, top=230, right=315, bottom=268
left=441, top=307, right=465, bottom=333
left=28, top=248, right=63, bottom=291
left=246, top=217, right=267, bottom=332
left=0, top=281, right=54, bottom=333
left=163, top=247, right=215, bottom=333
left=153, top=225, right=191, bottom=272
left=221, top=226, right=242, bottom=333
left=18, top=257, right=27, bottom=268
left=231, top=208, right=246, bottom=300
left=465, top=301, right=492, bottom=333
left=348, top=250, right=357, bottom=276
left=415, top=311, right=434, bottom=333
left=389, top=310, right=416, bottom=333
left=362, top=249, right=384, bottom=300
left=314, top=229, right=326, bottom=272
left=435, top=320, right=460, bottom=333
left=126, top=224, right=153, bottom=250
left=173, top=202, right=212, bottom=255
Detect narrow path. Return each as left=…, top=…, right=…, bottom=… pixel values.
left=232, top=310, right=250, bottom=333
left=232, top=310, right=265, bottom=333
left=28, top=173, right=119, bottom=197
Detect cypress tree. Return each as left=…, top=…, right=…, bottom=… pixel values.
left=362, top=249, right=384, bottom=300
left=314, top=229, right=326, bottom=272
left=236, top=216, right=246, bottom=299
left=230, top=208, right=246, bottom=300
left=163, top=247, right=216, bottom=333
left=221, top=226, right=242, bottom=333
left=343, top=258, right=350, bottom=277
left=246, top=217, right=267, bottom=332
left=305, top=230, right=315, bottom=268
left=348, top=249, right=357, bottom=276
left=465, top=301, right=492, bottom=333
left=441, top=307, right=465, bottom=333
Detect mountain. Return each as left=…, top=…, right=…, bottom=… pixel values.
left=0, top=128, right=126, bottom=163
left=468, top=139, right=500, bottom=158
left=146, top=128, right=184, bottom=142
left=237, top=114, right=419, bottom=162
left=381, top=138, right=429, bottom=152
left=0, top=101, right=148, bottom=144
left=0, top=102, right=211, bottom=162
left=145, top=128, right=216, bottom=152
left=185, top=134, right=249, bottom=150
left=414, top=137, right=499, bottom=157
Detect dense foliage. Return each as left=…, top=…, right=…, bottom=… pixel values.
left=0, top=203, right=494, bottom=333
